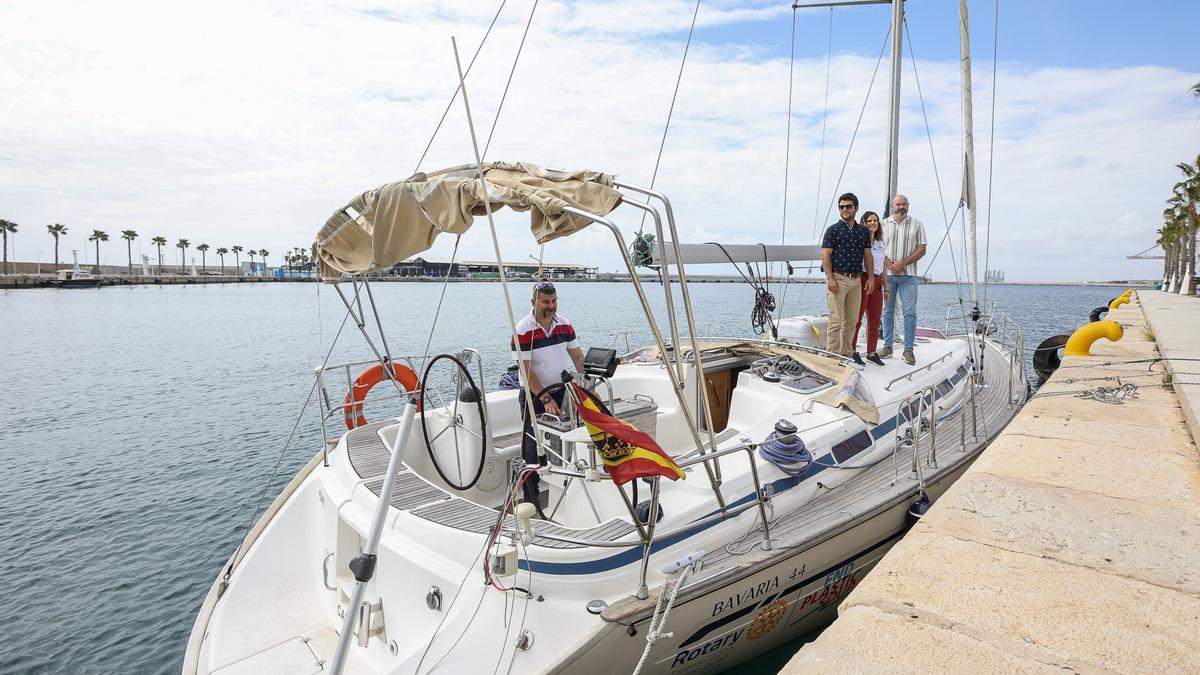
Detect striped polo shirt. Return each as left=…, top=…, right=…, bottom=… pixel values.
left=511, top=312, right=580, bottom=388
left=882, top=215, right=927, bottom=276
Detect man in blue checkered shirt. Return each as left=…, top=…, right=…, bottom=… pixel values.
left=821, top=192, right=873, bottom=359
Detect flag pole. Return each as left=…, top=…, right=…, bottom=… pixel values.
left=566, top=381, right=651, bottom=546
left=636, top=477, right=663, bottom=600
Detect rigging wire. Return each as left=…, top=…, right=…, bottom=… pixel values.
left=412, top=0, right=510, bottom=176
left=792, top=23, right=892, bottom=315
left=817, top=25, right=892, bottom=231
left=903, top=19, right=966, bottom=301
left=775, top=5, right=799, bottom=324
left=419, top=0, right=537, bottom=374
left=636, top=0, right=703, bottom=234
left=419, top=234, right=463, bottom=371
left=415, top=469, right=531, bottom=674
left=811, top=8, right=834, bottom=243
left=483, top=0, right=541, bottom=159
left=222, top=307, right=353, bottom=585
left=982, top=0, right=1000, bottom=304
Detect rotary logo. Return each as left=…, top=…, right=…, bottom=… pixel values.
left=746, top=599, right=788, bottom=640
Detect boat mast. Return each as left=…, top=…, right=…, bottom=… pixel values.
left=884, top=0, right=903, bottom=217
left=792, top=0, right=904, bottom=216
left=959, top=0, right=981, bottom=316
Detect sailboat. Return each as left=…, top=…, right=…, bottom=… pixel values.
left=185, top=2, right=1025, bottom=673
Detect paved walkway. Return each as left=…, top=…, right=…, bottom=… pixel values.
left=784, top=291, right=1200, bottom=673
left=1140, top=291, right=1200, bottom=446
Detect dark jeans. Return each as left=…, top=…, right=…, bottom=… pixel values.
left=520, top=387, right=566, bottom=506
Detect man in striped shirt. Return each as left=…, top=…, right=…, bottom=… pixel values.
left=511, top=282, right=586, bottom=508
left=881, top=194, right=927, bottom=365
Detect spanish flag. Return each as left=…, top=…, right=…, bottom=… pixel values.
left=570, top=383, right=685, bottom=486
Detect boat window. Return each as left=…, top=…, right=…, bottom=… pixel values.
left=831, top=431, right=872, bottom=464
left=956, top=364, right=969, bottom=379
left=936, top=380, right=954, bottom=397
left=904, top=400, right=922, bottom=421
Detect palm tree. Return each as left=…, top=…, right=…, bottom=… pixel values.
left=290, top=246, right=309, bottom=275
left=231, top=245, right=243, bottom=276
left=177, top=238, right=190, bottom=274
left=151, top=236, right=167, bottom=274
left=248, top=249, right=257, bottom=277
left=1173, top=155, right=1200, bottom=295
left=121, top=230, right=138, bottom=276
left=47, top=223, right=68, bottom=265
left=88, top=229, right=109, bottom=272
left=197, top=243, right=210, bottom=273
left=1162, top=204, right=1187, bottom=293
left=216, top=247, right=229, bottom=275
left=1, top=219, right=17, bottom=274
left=258, top=249, right=269, bottom=277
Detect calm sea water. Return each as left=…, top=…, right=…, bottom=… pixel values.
left=0, top=280, right=1126, bottom=674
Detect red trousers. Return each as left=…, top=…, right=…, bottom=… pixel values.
left=853, top=275, right=883, bottom=354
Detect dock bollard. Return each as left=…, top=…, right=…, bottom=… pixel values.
left=1064, top=320, right=1123, bottom=357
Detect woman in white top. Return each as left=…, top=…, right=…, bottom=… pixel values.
left=853, top=211, right=889, bottom=366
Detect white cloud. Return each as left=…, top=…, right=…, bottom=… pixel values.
left=0, top=0, right=1193, bottom=281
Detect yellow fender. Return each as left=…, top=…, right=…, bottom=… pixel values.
left=1109, top=296, right=1129, bottom=311
left=1064, top=320, right=1123, bottom=356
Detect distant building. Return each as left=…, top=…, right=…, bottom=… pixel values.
left=380, top=258, right=596, bottom=280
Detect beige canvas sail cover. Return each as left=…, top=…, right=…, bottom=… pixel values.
left=314, top=162, right=623, bottom=278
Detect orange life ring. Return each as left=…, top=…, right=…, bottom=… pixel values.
left=343, top=362, right=421, bottom=429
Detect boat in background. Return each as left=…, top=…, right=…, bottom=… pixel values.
left=50, top=250, right=103, bottom=288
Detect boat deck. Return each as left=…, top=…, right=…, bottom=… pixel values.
left=340, top=339, right=1021, bottom=576
left=604, top=339, right=1022, bottom=621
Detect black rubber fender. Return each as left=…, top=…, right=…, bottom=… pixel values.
left=1033, top=334, right=1070, bottom=382
left=1089, top=306, right=1109, bottom=323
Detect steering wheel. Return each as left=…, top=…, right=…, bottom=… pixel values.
left=528, top=377, right=603, bottom=416
left=419, top=353, right=487, bottom=491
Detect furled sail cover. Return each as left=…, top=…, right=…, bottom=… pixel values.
left=314, top=162, right=622, bottom=278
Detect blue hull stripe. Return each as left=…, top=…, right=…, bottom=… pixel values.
left=517, top=364, right=965, bottom=575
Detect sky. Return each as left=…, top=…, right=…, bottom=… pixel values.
left=1, top=0, right=1198, bottom=282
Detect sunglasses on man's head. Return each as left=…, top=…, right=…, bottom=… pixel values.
left=535, top=281, right=555, bottom=290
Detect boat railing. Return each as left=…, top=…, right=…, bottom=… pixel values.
left=313, top=356, right=423, bottom=460
left=942, top=302, right=1028, bottom=410
left=512, top=443, right=772, bottom=599
left=892, top=384, right=939, bottom=487
left=883, top=351, right=954, bottom=391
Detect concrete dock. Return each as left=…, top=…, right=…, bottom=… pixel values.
left=785, top=291, right=1200, bottom=673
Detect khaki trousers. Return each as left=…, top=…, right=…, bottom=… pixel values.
left=826, top=273, right=863, bottom=356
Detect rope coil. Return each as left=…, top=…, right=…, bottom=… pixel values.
left=758, top=422, right=812, bottom=476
